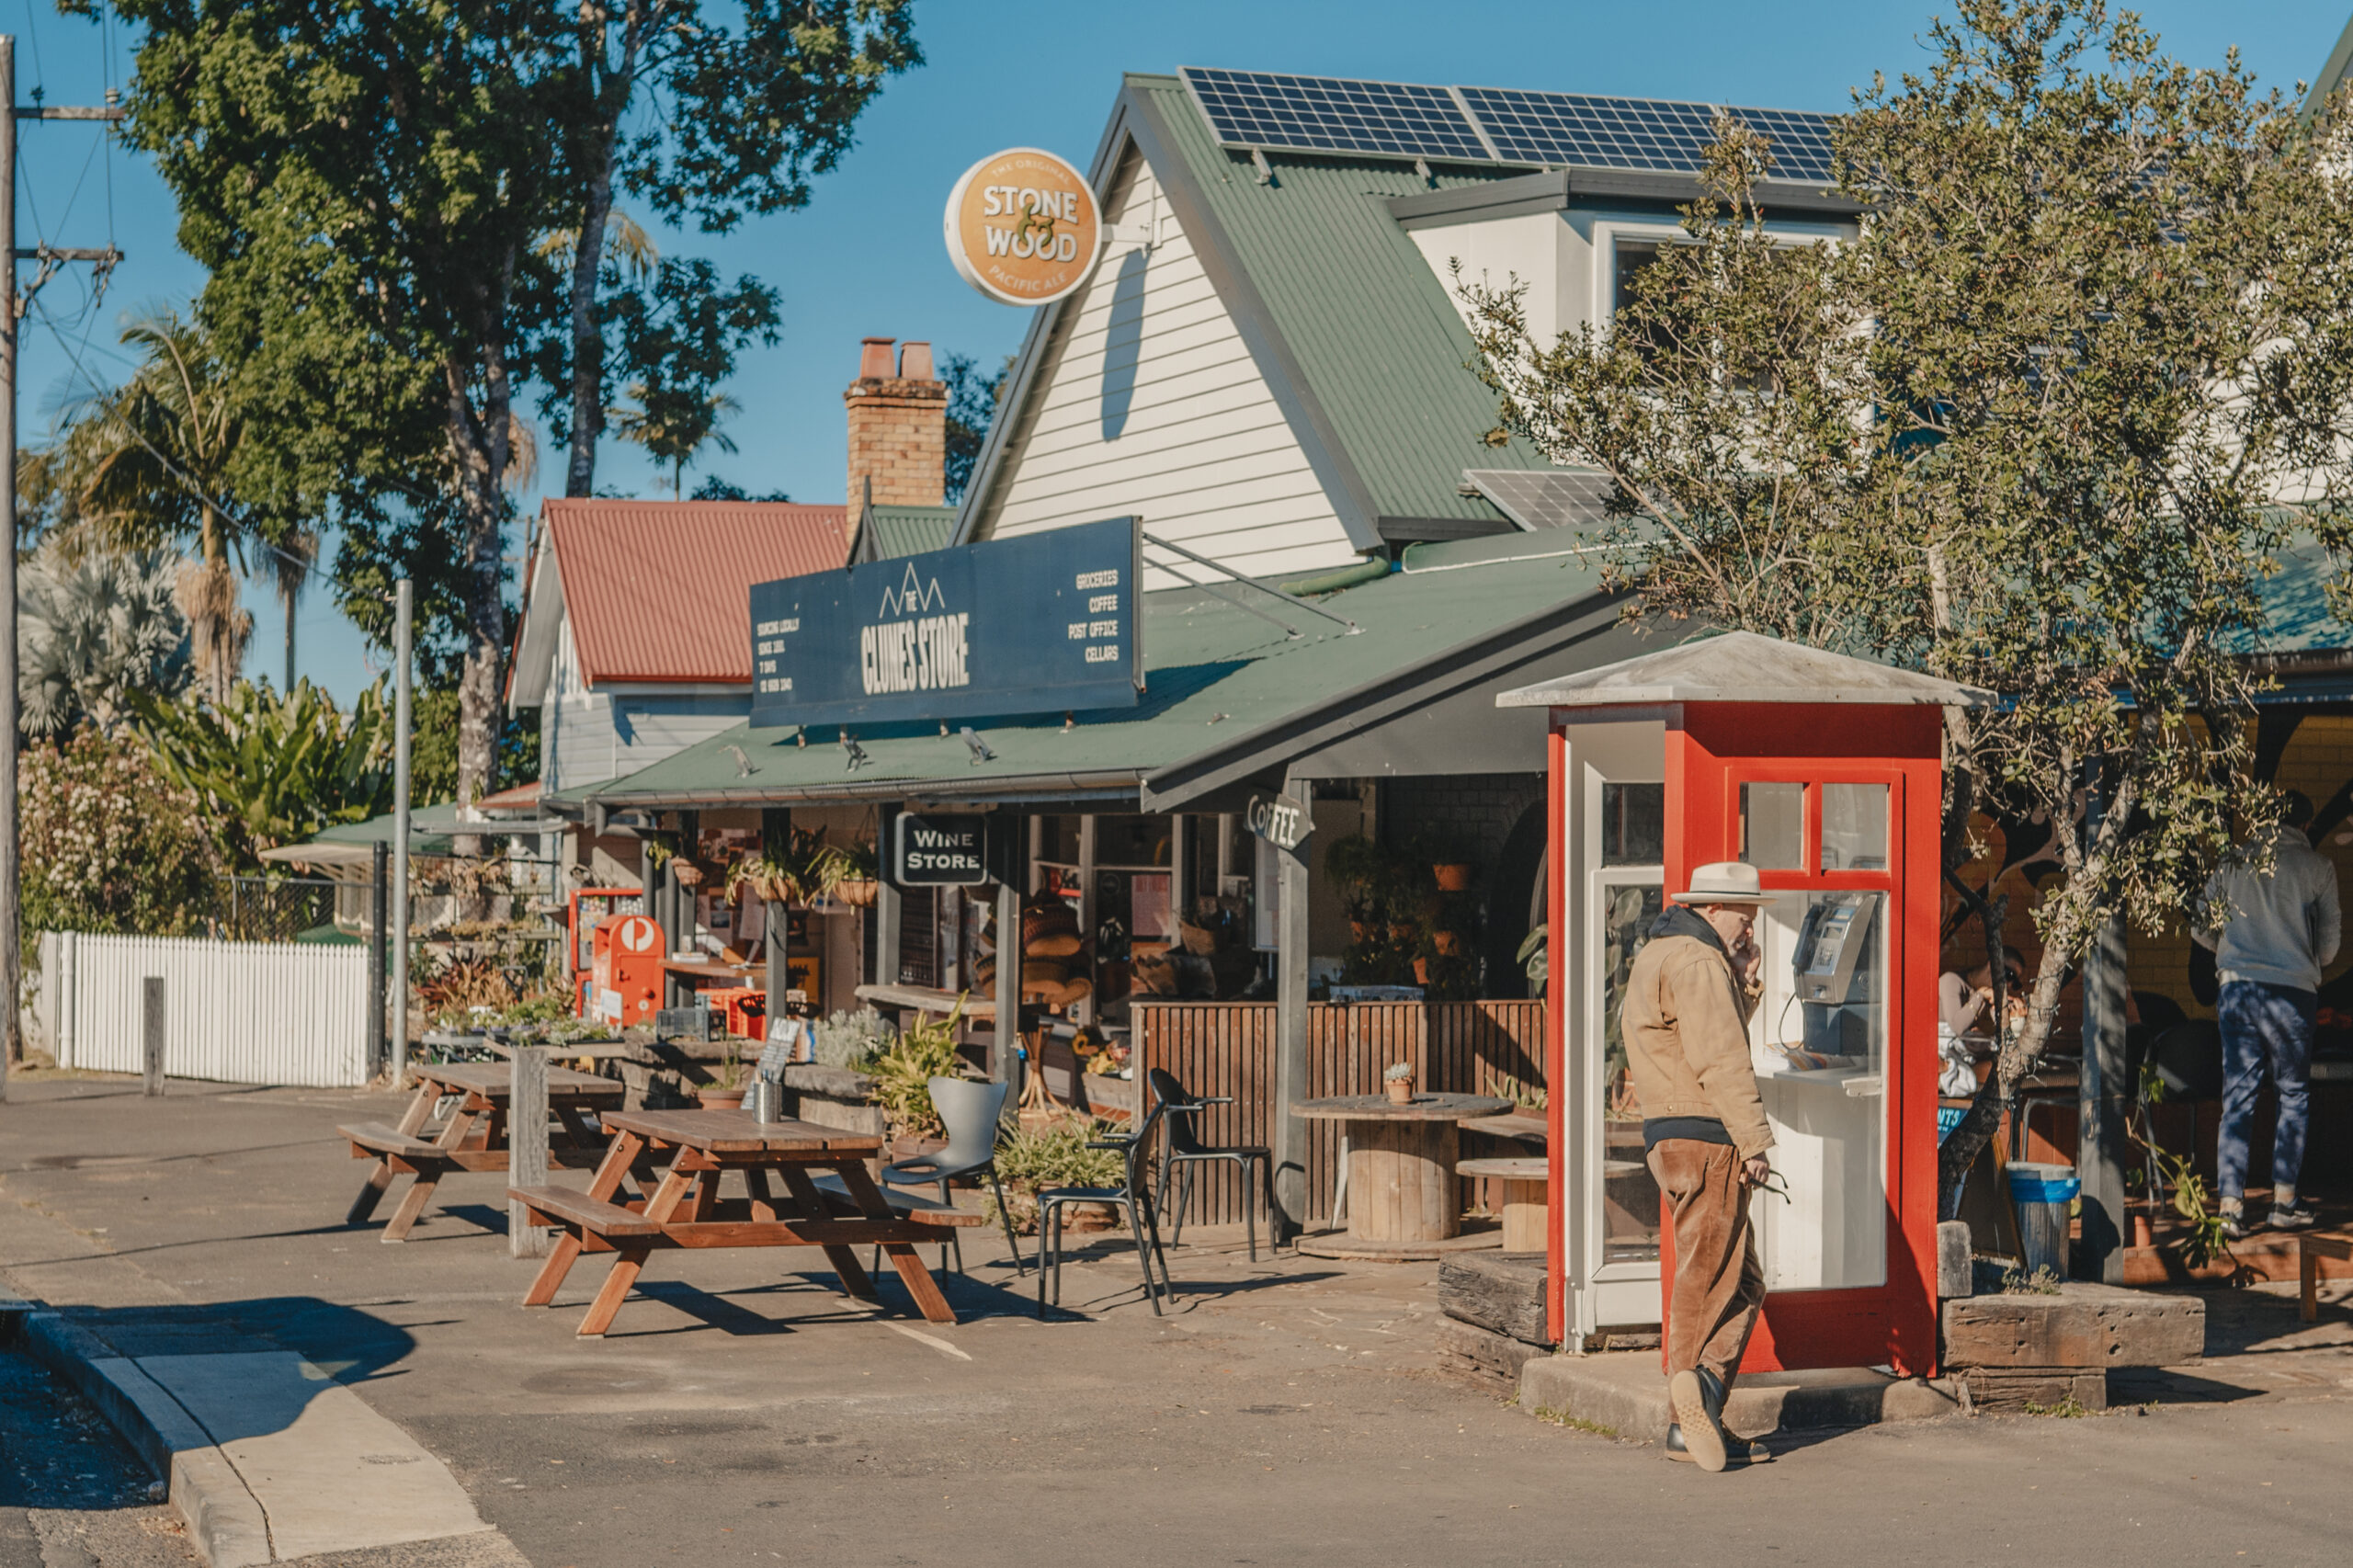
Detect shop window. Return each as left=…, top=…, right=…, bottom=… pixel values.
left=1039, top=815, right=1081, bottom=867
left=897, top=885, right=938, bottom=988
left=1094, top=814, right=1171, bottom=868
left=1599, top=782, right=1664, bottom=866
left=1612, top=238, right=1681, bottom=361
left=1740, top=781, right=1805, bottom=869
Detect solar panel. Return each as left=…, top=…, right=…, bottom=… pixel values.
left=1180, top=67, right=1492, bottom=163
left=1464, top=469, right=1618, bottom=533
left=1461, top=87, right=1721, bottom=175
left=1177, top=67, right=1839, bottom=185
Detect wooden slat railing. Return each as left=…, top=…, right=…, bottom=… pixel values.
left=1133, top=998, right=1550, bottom=1228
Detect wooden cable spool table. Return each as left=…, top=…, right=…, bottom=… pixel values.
left=1456, top=1157, right=1549, bottom=1253
left=1290, top=1093, right=1510, bottom=1261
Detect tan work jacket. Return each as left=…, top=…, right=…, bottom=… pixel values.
left=1623, top=929, right=1775, bottom=1160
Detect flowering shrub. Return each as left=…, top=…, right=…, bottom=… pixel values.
left=20, top=729, right=223, bottom=945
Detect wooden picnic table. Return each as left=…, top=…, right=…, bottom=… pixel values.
left=509, top=1108, right=983, bottom=1337
left=343, top=1062, right=630, bottom=1242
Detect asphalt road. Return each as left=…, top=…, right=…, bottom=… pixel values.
left=5, top=1075, right=2353, bottom=1567
left=0, top=1346, right=194, bottom=1568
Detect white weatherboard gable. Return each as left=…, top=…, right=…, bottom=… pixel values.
left=970, top=142, right=1359, bottom=588
left=1407, top=210, right=1586, bottom=354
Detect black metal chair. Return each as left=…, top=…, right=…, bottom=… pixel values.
left=1038, top=1097, right=1173, bottom=1317
left=1148, top=1067, right=1272, bottom=1262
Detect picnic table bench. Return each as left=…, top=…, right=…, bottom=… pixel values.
left=2300, top=1233, right=2353, bottom=1322
left=343, top=1062, right=631, bottom=1242
left=511, top=1107, right=982, bottom=1337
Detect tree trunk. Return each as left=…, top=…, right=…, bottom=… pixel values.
left=563, top=10, right=642, bottom=499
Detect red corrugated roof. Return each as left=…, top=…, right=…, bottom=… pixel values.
left=546, top=499, right=847, bottom=686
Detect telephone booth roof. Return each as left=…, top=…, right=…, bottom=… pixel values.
left=1496, top=631, right=1995, bottom=711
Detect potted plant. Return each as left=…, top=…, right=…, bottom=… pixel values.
left=834, top=838, right=881, bottom=907
left=1384, top=1061, right=1415, bottom=1105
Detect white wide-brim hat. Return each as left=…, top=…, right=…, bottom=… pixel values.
left=1671, top=860, right=1774, bottom=905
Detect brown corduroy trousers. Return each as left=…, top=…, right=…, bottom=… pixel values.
left=1649, top=1139, right=1767, bottom=1389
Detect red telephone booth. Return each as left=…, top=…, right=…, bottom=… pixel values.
left=1501, top=631, right=1989, bottom=1377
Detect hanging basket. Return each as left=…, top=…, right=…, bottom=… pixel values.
left=836, top=878, right=880, bottom=908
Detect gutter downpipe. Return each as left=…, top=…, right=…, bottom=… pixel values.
left=1279, top=556, right=1392, bottom=597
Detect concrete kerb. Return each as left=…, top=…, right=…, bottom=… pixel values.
left=12, top=1308, right=275, bottom=1568
left=1518, top=1351, right=1960, bottom=1444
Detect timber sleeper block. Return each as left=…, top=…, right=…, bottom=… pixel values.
left=1438, top=1250, right=1549, bottom=1346
left=1939, top=1281, right=2204, bottom=1370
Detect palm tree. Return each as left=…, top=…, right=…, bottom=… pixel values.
left=608, top=385, right=740, bottom=497
left=40, top=308, right=256, bottom=703
left=17, top=537, right=193, bottom=737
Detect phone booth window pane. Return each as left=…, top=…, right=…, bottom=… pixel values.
left=1740, top=782, right=1804, bottom=869
left=1746, top=889, right=1887, bottom=1291
left=1600, top=884, right=1665, bottom=1262
left=1600, top=784, right=1664, bottom=866
left=1821, top=783, right=1889, bottom=871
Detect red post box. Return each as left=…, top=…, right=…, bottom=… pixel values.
left=589, top=912, right=665, bottom=1028
left=1502, top=631, right=1989, bottom=1377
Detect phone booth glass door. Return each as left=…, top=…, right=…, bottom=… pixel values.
left=1719, top=769, right=1913, bottom=1365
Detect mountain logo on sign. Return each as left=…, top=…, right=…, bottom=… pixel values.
left=879, top=565, right=946, bottom=618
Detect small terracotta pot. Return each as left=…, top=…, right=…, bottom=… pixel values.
left=1412, top=957, right=1430, bottom=984
left=1433, top=863, right=1472, bottom=892
left=1386, top=1078, right=1415, bottom=1105
left=1349, top=920, right=1368, bottom=941
left=1390, top=924, right=1416, bottom=942
left=1433, top=930, right=1463, bottom=957
left=696, top=1089, right=745, bottom=1110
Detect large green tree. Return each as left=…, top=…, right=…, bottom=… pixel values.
left=99, top=0, right=914, bottom=810
left=1461, top=0, right=2353, bottom=1193
left=539, top=0, right=917, bottom=497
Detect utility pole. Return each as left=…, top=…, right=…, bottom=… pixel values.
left=392, top=579, right=413, bottom=1085
left=0, top=35, right=123, bottom=1098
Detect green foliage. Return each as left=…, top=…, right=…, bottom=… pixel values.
left=941, top=351, right=1010, bottom=503
left=131, top=679, right=394, bottom=869
left=2129, top=1067, right=2231, bottom=1267
left=2000, top=1265, right=2065, bottom=1296
left=990, top=1119, right=1126, bottom=1234
left=408, top=687, right=540, bottom=806
left=17, top=540, right=192, bottom=738
left=20, top=729, right=223, bottom=947
left=859, top=1001, right=965, bottom=1139
left=1461, top=0, right=2353, bottom=1191
left=812, top=1006, right=892, bottom=1070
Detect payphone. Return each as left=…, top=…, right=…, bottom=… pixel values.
left=1794, top=892, right=1882, bottom=1058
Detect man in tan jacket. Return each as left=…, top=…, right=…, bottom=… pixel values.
left=1623, top=860, right=1776, bottom=1472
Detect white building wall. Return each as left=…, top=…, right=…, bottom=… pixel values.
left=1408, top=211, right=1580, bottom=350
left=974, top=145, right=1359, bottom=587
left=544, top=619, right=748, bottom=791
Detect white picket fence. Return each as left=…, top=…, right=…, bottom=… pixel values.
left=38, top=932, right=370, bottom=1087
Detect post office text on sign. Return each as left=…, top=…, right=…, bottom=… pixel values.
left=745, top=517, right=1142, bottom=730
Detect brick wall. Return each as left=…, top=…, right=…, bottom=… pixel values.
left=1384, top=773, right=1546, bottom=869
left=845, top=337, right=947, bottom=507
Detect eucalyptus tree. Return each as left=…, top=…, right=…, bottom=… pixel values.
left=1461, top=0, right=2353, bottom=1191
left=540, top=0, right=917, bottom=496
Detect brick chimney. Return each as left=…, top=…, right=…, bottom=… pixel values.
left=845, top=336, right=947, bottom=511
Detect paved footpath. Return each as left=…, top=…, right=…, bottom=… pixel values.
left=6, top=1074, right=2353, bottom=1568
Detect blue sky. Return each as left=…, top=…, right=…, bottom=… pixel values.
left=13, top=0, right=2351, bottom=703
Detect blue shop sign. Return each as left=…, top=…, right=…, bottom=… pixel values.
left=748, top=517, right=1142, bottom=729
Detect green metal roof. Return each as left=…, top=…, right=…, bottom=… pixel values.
left=861, top=504, right=958, bottom=562
left=557, top=543, right=1620, bottom=812
left=1125, top=74, right=1544, bottom=529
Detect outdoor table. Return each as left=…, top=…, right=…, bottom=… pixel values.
left=510, top=1108, right=982, bottom=1337
left=1290, top=1092, right=1510, bottom=1259
left=1457, top=1156, right=1548, bottom=1252
left=342, top=1062, right=629, bottom=1242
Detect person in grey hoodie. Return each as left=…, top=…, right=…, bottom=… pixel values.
left=2194, top=791, right=2341, bottom=1239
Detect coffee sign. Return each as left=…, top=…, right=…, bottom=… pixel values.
left=944, top=147, right=1104, bottom=306
left=1245, top=790, right=1313, bottom=853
